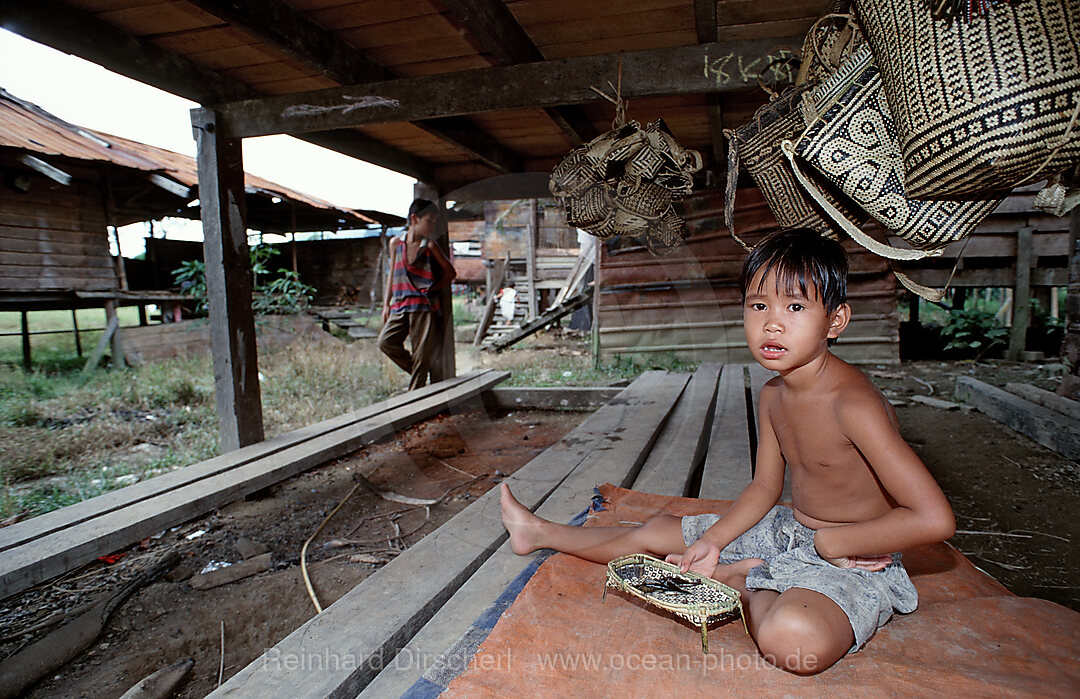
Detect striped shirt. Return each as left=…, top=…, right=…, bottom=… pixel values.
left=388, top=236, right=441, bottom=314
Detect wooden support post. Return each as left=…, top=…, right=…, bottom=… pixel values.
left=526, top=199, right=538, bottom=321
left=592, top=237, right=602, bottom=368
left=1061, top=208, right=1080, bottom=399
left=82, top=311, right=120, bottom=375
left=415, top=182, right=455, bottom=383
left=1008, top=226, right=1034, bottom=361
left=20, top=311, right=30, bottom=372
left=71, top=309, right=82, bottom=357
left=137, top=304, right=147, bottom=326
left=104, top=300, right=125, bottom=368
left=192, top=108, right=264, bottom=451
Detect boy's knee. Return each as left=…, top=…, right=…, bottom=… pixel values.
left=755, top=606, right=841, bottom=675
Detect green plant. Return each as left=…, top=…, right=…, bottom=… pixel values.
left=173, top=259, right=208, bottom=313
left=940, top=308, right=1008, bottom=359
left=253, top=271, right=315, bottom=315
left=173, top=247, right=315, bottom=316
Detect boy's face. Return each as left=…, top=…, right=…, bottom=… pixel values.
left=742, top=268, right=849, bottom=372
left=410, top=211, right=437, bottom=238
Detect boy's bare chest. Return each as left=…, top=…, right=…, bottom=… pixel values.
left=770, top=399, right=851, bottom=470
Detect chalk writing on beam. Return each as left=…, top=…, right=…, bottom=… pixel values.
left=704, top=49, right=796, bottom=88
left=282, top=95, right=401, bottom=119
left=704, top=53, right=734, bottom=85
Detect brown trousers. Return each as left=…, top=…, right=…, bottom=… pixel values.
left=377, top=310, right=439, bottom=391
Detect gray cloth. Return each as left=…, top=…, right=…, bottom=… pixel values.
left=682, top=506, right=918, bottom=651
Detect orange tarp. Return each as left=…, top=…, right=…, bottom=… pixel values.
left=444, top=484, right=1080, bottom=697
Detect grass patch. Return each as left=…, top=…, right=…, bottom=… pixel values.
left=0, top=330, right=394, bottom=520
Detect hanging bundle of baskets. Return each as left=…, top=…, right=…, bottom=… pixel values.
left=550, top=117, right=703, bottom=253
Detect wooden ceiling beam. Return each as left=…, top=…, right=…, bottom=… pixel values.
left=438, top=0, right=598, bottom=145
left=0, top=0, right=436, bottom=181
left=214, top=37, right=801, bottom=139
left=696, top=0, right=727, bottom=171
left=187, top=0, right=520, bottom=173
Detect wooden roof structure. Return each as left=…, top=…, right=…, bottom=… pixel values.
left=1, top=0, right=832, bottom=450
left=0, top=87, right=390, bottom=232
left=0, top=0, right=824, bottom=193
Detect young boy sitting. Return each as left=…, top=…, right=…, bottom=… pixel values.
left=500, top=229, right=955, bottom=674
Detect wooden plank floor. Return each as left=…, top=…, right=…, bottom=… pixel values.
left=211, top=370, right=690, bottom=698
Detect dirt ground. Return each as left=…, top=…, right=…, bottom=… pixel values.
left=2, top=407, right=583, bottom=699
left=1, top=358, right=1077, bottom=698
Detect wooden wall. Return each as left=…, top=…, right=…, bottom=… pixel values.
left=144, top=235, right=383, bottom=305
left=597, top=187, right=900, bottom=365
left=0, top=173, right=116, bottom=292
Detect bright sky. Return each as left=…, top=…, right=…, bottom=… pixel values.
left=0, top=29, right=415, bottom=256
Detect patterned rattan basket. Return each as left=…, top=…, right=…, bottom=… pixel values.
left=604, top=553, right=747, bottom=653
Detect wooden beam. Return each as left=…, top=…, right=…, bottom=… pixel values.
left=19, top=310, right=30, bottom=372
left=474, top=252, right=510, bottom=346
left=694, top=0, right=727, bottom=172
left=481, top=386, right=622, bottom=410
left=0, top=0, right=436, bottom=181
left=1061, top=207, right=1080, bottom=400
left=439, top=0, right=598, bottom=145
left=956, top=376, right=1080, bottom=461
left=17, top=154, right=71, bottom=185
left=193, top=108, right=264, bottom=451
left=213, top=37, right=802, bottom=138
left=698, top=363, right=752, bottom=499
left=187, top=0, right=520, bottom=173
left=1008, top=226, right=1034, bottom=361
left=634, top=363, right=721, bottom=496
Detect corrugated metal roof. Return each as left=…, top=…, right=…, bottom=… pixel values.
left=0, top=87, right=381, bottom=226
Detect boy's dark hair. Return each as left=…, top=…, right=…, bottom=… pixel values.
left=408, top=198, right=438, bottom=220
left=740, top=229, right=849, bottom=315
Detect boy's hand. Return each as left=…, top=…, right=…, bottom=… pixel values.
left=666, top=539, right=721, bottom=576
left=382, top=306, right=390, bottom=323
left=818, top=551, right=893, bottom=572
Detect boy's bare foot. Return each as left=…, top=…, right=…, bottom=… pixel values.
left=500, top=483, right=544, bottom=555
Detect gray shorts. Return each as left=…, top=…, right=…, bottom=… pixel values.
left=682, top=506, right=918, bottom=650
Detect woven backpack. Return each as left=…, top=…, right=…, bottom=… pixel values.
left=855, top=0, right=1080, bottom=199
left=781, top=44, right=1004, bottom=300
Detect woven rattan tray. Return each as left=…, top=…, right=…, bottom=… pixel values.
left=604, top=553, right=747, bottom=653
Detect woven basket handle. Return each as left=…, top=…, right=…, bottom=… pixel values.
left=779, top=139, right=949, bottom=301
left=723, top=129, right=753, bottom=251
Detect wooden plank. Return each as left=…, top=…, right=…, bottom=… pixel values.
left=80, top=312, right=119, bottom=375
left=0, top=372, right=484, bottom=555
left=1004, top=382, right=1080, bottom=422
left=482, top=386, right=622, bottom=410
left=0, top=372, right=508, bottom=600
left=955, top=376, right=1080, bottom=461
left=634, top=363, right=721, bottom=496
left=698, top=363, right=752, bottom=499
left=1008, top=227, right=1034, bottom=360
left=359, top=372, right=690, bottom=697
left=211, top=371, right=686, bottom=698
left=473, top=252, right=509, bottom=346
left=484, top=286, right=593, bottom=351
left=214, top=37, right=801, bottom=138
